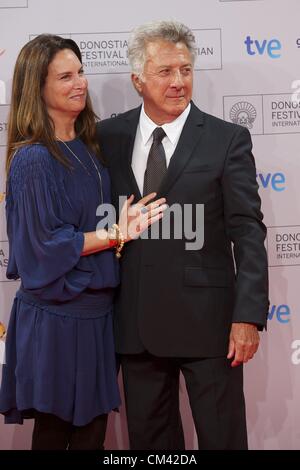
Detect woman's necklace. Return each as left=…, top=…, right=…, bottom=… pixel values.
left=57, top=137, right=103, bottom=205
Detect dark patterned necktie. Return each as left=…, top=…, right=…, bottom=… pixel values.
left=143, top=127, right=167, bottom=196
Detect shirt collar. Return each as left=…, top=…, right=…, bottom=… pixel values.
left=139, top=102, right=191, bottom=145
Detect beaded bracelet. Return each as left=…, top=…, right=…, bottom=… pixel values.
left=108, top=224, right=125, bottom=258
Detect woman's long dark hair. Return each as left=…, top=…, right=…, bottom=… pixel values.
left=6, top=34, right=101, bottom=175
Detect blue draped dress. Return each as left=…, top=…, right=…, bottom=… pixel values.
left=0, top=139, right=121, bottom=426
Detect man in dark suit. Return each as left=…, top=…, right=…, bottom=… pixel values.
left=97, top=20, right=269, bottom=450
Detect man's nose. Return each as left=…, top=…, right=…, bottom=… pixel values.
left=170, top=70, right=184, bottom=87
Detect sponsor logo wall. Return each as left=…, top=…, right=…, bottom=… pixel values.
left=224, top=94, right=300, bottom=135
left=0, top=0, right=300, bottom=450
left=30, top=29, right=222, bottom=75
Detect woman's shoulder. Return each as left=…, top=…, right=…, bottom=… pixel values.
left=8, top=144, right=58, bottom=198
left=10, top=143, right=54, bottom=175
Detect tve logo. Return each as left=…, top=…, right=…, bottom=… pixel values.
left=244, top=36, right=282, bottom=58
left=268, top=304, right=290, bottom=323
left=257, top=172, right=286, bottom=191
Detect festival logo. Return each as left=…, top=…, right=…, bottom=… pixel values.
left=263, top=94, right=300, bottom=134
left=192, top=29, right=222, bottom=70
left=229, top=101, right=257, bottom=129
left=266, top=226, right=300, bottom=267
left=70, top=32, right=130, bottom=75
left=30, top=28, right=222, bottom=75
left=223, top=95, right=263, bottom=134
left=224, top=93, right=300, bottom=135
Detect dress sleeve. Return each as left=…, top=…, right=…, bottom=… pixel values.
left=6, top=146, right=93, bottom=301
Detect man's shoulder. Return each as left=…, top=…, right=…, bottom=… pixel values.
left=97, top=106, right=141, bottom=135
left=198, top=106, right=250, bottom=138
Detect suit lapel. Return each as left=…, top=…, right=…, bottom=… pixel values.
left=158, top=103, right=205, bottom=197
left=120, top=106, right=142, bottom=199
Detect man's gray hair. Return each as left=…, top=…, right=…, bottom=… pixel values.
left=128, top=20, right=197, bottom=76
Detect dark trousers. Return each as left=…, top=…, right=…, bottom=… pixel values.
left=121, top=352, right=248, bottom=450
left=31, top=411, right=108, bottom=450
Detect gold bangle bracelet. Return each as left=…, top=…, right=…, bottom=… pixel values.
left=112, top=223, right=125, bottom=258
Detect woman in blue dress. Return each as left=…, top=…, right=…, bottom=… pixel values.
left=0, top=34, right=166, bottom=450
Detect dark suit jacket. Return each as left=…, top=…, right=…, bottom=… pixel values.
left=97, top=102, right=269, bottom=357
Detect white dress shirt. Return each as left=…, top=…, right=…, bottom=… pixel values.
left=131, top=103, right=191, bottom=195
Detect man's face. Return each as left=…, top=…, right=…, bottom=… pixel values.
left=132, top=39, right=193, bottom=125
